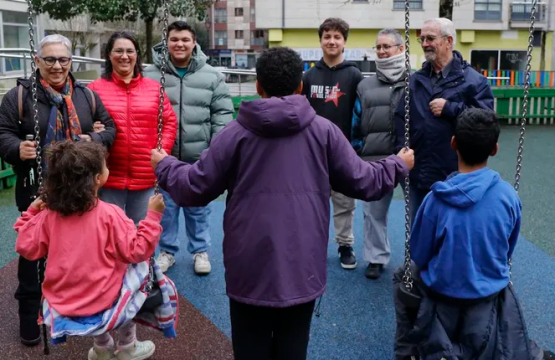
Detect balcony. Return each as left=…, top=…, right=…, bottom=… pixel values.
left=510, top=2, right=547, bottom=29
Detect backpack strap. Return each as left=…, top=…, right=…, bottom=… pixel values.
left=85, top=87, right=96, bottom=117
left=18, top=84, right=23, bottom=121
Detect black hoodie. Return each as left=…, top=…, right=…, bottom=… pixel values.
left=302, top=59, right=363, bottom=141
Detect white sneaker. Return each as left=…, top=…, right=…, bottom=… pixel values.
left=156, top=251, right=175, bottom=273
left=116, top=340, right=155, bottom=360
left=88, top=345, right=116, bottom=360
left=193, top=252, right=211, bottom=275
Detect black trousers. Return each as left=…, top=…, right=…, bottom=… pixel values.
left=14, top=256, right=44, bottom=335
left=229, top=299, right=316, bottom=360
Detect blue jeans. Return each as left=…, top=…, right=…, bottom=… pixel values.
left=405, top=182, right=430, bottom=227
left=100, top=187, right=154, bottom=224
left=158, top=188, right=211, bottom=255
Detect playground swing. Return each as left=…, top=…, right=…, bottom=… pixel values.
left=395, top=0, right=538, bottom=309
left=24, top=0, right=173, bottom=354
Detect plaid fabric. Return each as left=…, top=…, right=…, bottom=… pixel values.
left=40, top=260, right=178, bottom=345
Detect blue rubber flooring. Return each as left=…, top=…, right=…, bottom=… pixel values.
left=166, top=198, right=555, bottom=360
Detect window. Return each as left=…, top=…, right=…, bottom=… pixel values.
left=1, top=10, right=37, bottom=73
left=235, top=30, right=244, bottom=39
left=250, top=8, right=255, bottom=22
left=251, top=30, right=265, bottom=46
left=215, top=31, right=227, bottom=46
left=475, top=0, right=502, bottom=20
left=393, top=0, right=422, bottom=10
left=214, top=9, right=227, bottom=23
left=471, top=50, right=527, bottom=72
left=234, top=8, right=244, bottom=16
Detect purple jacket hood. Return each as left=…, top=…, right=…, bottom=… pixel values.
left=236, top=95, right=316, bottom=138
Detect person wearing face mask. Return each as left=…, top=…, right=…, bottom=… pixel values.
left=302, top=18, right=364, bottom=271
left=351, top=29, right=406, bottom=280
left=394, top=18, right=494, bottom=224
left=88, top=31, right=177, bottom=226
left=0, top=34, right=116, bottom=346
left=144, top=21, right=234, bottom=276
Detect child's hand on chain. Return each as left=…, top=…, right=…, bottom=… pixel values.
left=30, top=197, right=46, bottom=211
left=148, top=194, right=165, bottom=214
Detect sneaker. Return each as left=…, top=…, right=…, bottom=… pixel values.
left=193, top=252, right=211, bottom=275
left=544, top=350, right=555, bottom=360
left=156, top=251, right=175, bottom=273
left=88, top=345, right=117, bottom=360
left=365, top=263, right=383, bottom=279
left=19, top=315, right=40, bottom=346
left=116, top=340, right=155, bottom=360
left=338, top=245, right=357, bottom=270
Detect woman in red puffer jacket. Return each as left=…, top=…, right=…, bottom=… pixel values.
left=89, top=31, right=177, bottom=224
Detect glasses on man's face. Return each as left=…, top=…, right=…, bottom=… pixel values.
left=111, top=48, right=137, bottom=56
left=40, top=57, right=71, bottom=67
left=373, top=44, right=401, bottom=52
left=417, top=35, right=447, bottom=44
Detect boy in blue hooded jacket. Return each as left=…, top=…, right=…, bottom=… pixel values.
left=394, top=108, right=554, bottom=360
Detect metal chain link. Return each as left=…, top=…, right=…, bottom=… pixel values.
left=27, top=0, right=42, bottom=195
left=401, top=0, right=413, bottom=291
left=509, top=0, right=536, bottom=280
left=154, top=0, right=170, bottom=196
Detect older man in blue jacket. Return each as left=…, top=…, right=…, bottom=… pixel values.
left=395, top=17, right=494, bottom=223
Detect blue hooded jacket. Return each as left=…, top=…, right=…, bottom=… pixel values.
left=410, top=168, right=522, bottom=299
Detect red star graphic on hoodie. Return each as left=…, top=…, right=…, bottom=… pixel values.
left=324, top=83, right=345, bottom=107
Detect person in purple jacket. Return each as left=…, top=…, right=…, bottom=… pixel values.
left=150, top=47, right=414, bottom=360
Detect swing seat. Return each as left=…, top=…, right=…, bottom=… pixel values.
left=397, top=283, right=422, bottom=309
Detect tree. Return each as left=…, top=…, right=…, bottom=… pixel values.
left=32, top=0, right=214, bottom=63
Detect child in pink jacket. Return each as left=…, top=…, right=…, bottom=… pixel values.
left=14, top=140, right=166, bottom=360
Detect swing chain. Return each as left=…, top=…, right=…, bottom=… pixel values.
left=27, top=1, right=42, bottom=195
left=401, top=0, right=413, bottom=291
left=154, top=0, right=170, bottom=196
left=514, top=0, right=536, bottom=193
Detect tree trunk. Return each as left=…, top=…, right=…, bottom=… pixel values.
left=540, top=30, right=546, bottom=71
left=146, top=18, right=154, bottom=64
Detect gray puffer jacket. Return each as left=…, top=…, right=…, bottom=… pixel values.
left=351, top=71, right=404, bottom=161
left=144, top=43, right=233, bottom=162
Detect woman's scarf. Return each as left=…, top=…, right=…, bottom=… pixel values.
left=40, top=77, right=82, bottom=148
left=375, top=52, right=406, bottom=83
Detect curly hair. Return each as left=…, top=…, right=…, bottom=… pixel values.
left=42, top=140, right=107, bottom=216
left=455, top=108, right=500, bottom=166
left=256, top=47, right=303, bottom=97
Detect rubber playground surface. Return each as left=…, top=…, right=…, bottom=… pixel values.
left=0, top=126, right=553, bottom=359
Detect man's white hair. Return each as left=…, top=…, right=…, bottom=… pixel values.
left=424, top=18, right=456, bottom=45
left=37, top=34, right=72, bottom=57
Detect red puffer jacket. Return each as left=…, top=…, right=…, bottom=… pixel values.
left=88, top=74, right=177, bottom=190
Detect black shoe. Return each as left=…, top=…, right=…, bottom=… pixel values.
left=544, top=350, right=555, bottom=360
left=338, top=245, right=357, bottom=269
left=365, top=263, right=383, bottom=279
left=20, top=315, right=40, bottom=346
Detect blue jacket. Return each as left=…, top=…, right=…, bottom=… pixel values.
left=410, top=168, right=521, bottom=299
left=394, top=51, right=494, bottom=190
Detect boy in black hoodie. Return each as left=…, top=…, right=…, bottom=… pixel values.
left=302, top=18, right=364, bottom=270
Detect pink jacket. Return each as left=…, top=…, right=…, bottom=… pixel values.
left=14, top=201, right=162, bottom=317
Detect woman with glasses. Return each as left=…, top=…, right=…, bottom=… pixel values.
left=350, top=28, right=406, bottom=280
left=88, top=31, right=177, bottom=226
left=0, top=34, right=116, bottom=346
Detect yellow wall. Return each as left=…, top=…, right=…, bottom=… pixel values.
left=270, top=29, right=551, bottom=70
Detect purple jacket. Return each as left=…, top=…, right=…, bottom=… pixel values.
left=156, top=94, right=409, bottom=307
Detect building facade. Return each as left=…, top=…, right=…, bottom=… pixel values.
left=255, top=0, right=555, bottom=72
left=206, top=0, right=268, bottom=68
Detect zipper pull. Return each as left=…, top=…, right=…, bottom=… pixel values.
left=23, top=177, right=27, bottom=188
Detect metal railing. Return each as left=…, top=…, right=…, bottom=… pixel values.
left=511, top=2, right=547, bottom=22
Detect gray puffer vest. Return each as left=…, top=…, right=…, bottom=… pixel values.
left=357, top=72, right=404, bottom=161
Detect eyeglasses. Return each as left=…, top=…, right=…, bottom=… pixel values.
left=373, top=44, right=401, bottom=51
left=40, top=57, right=71, bottom=67
left=417, top=35, right=447, bottom=44
left=111, top=49, right=137, bottom=56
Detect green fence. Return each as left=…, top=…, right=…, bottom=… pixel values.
left=0, top=158, right=15, bottom=190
